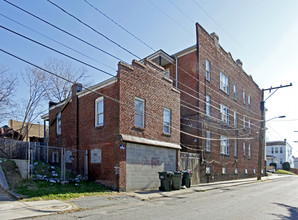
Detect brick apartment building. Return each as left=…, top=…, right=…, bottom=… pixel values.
left=146, top=23, right=262, bottom=183
left=47, top=59, right=180, bottom=191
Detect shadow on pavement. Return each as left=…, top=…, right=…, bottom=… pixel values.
left=272, top=203, right=298, bottom=220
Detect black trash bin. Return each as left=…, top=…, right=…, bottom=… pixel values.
left=182, top=170, right=192, bottom=188
left=172, top=172, right=182, bottom=190
left=158, top=171, right=173, bottom=191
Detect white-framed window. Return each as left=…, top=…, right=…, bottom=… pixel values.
left=253, top=169, right=256, bottom=174
left=248, top=95, right=251, bottom=111
left=271, top=147, right=274, bottom=154
left=234, top=111, right=237, bottom=128
left=248, top=144, right=251, bottom=159
left=248, top=120, right=251, bottom=135
left=245, top=168, right=248, bottom=174
left=95, top=97, right=104, bottom=127
left=206, top=95, right=211, bottom=116
left=222, top=167, right=226, bottom=174
left=206, top=60, right=210, bottom=81
left=164, top=68, right=170, bottom=78
left=56, top=112, right=61, bottom=135
left=275, top=147, right=278, bottom=153
left=220, top=72, right=229, bottom=94
left=243, top=142, right=246, bottom=156
left=234, top=140, right=237, bottom=157
left=280, top=158, right=283, bottom=164
left=220, top=135, right=229, bottom=155
left=280, top=147, right=283, bottom=153
left=206, top=131, right=211, bottom=152
left=220, top=104, right=230, bottom=124
left=233, top=84, right=237, bottom=100
left=243, top=91, right=246, bottom=104
left=135, top=97, right=145, bottom=128
left=235, top=168, right=238, bottom=174
left=163, top=108, right=171, bottom=134
left=206, top=166, right=211, bottom=174
left=243, top=116, right=246, bottom=130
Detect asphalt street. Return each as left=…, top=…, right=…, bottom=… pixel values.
left=27, top=175, right=298, bottom=220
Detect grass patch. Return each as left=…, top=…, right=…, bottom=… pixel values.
left=275, top=169, right=296, bottom=175
left=14, top=179, right=113, bottom=201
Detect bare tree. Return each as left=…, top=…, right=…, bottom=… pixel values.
left=42, top=58, right=88, bottom=102
left=0, top=66, right=17, bottom=121
left=18, top=67, right=47, bottom=139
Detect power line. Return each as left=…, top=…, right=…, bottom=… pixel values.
left=82, top=0, right=155, bottom=52
left=46, top=0, right=141, bottom=59
left=168, top=0, right=195, bottom=24
left=147, top=0, right=194, bottom=36
left=3, top=0, right=123, bottom=61
left=191, top=0, right=252, bottom=56
left=0, top=13, right=117, bottom=71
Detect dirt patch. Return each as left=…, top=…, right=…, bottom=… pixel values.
left=1, top=158, right=22, bottom=190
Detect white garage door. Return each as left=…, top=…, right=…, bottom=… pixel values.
left=126, top=143, right=177, bottom=191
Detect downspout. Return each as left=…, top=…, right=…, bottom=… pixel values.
left=175, top=56, right=178, bottom=88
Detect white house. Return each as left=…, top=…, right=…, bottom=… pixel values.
left=266, top=139, right=294, bottom=169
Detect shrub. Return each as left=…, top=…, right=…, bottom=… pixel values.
left=269, top=162, right=277, bottom=169
left=282, top=162, right=290, bottom=171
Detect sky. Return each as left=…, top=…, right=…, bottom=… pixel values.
left=1, top=0, right=298, bottom=155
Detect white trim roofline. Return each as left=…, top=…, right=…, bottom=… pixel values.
left=77, top=77, right=118, bottom=98
left=121, top=134, right=181, bottom=150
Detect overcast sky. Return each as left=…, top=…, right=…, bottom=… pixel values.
left=1, top=0, right=298, bottom=155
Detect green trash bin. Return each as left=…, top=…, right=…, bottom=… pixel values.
left=158, top=171, right=173, bottom=191
left=182, top=171, right=193, bottom=188
left=172, top=172, right=182, bottom=190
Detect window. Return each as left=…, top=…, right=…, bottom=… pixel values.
left=235, top=168, right=238, bottom=174
left=222, top=167, right=226, bottom=174
left=248, top=95, right=251, bottom=111
left=280, top=147, right=283, bottom=153
left=245, top=168, right=248, bottom=174
left=164, top=68, right=170, bottom=78
left=234, top=111, right=237, bottom=128
left=220, top=104, right=230, bottom=124
left=220, top=72, right=229, bottom=94
left=248, top=144, right=251, bottom=159
left=206, top=95, right=211, bottom=116
left=233, top=84, right=237, bottom=100
left=243, top=116, right=246, bottom=130
left=206, top=60, right=210, bottom=81
left=253, top=169, right=256, bottom=174
left=275, top=147, right=278, bottom=153
left=206, top=166, right=211, bottom=174
left=135, top=97, right=145, bottom=128
left=95, top=97, right=104, bottom=127
left=271, top=147, right=274, bottom=154
left=280, top=158, right=283, bottom=164
left=56, top=112, right=61, bottom=135
left=206, top=131, right=211, bottom=152
left=248, top=120, right=251, bottom=135
left=243, top=91, right=246, bottom=104
left=234, top=140, right=237, bottom=157
left=163, top=108, right=171, bottom=134
left=243, top=143, right=246, bottom=156
left=220, top=135, right=229, bottom=155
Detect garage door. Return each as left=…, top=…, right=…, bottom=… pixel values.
left=126, top=143, right=177, bottom=191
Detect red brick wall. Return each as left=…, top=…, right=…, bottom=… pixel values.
left=176, top=23, right=262, bottom=182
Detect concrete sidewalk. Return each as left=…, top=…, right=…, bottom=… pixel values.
left=126, top=174, right=290, bottom=201
left=0, top=199, right=72, bottom=220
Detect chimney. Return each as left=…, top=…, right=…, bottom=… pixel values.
left=72, top=82, right=83, bottom=97
left=236, top=59, right=243, bottom=68
left=284, top=139, right=287, bottom=143
left=210, top=32, right=219, bottom=48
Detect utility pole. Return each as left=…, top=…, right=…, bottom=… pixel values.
left=257, top=83, right=292, bottom=180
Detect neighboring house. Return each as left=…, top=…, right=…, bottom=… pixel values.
left=8, top=120, right=48, bottom=143
left=144, top=23, right=262, bottom=183
left=266, top=139, right=294, bottom=169
left=294, top=157, right=298, bottom=169
left=0, top=125, right=23, bottom=140
left=46, top=60, right=181, bottom=191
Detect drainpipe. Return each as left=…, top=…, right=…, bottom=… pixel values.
left=175, top=56, right=178, bottom=88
